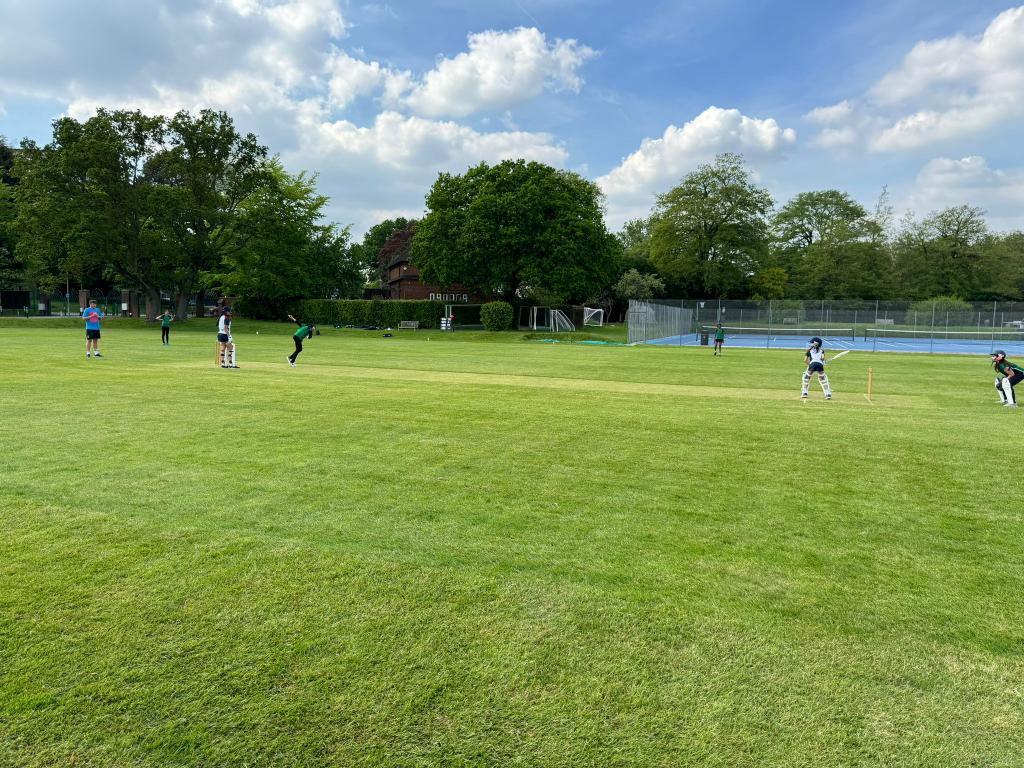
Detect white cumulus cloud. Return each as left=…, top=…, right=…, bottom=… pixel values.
left=401, top=27, right=596, bottom=118
left=596, top=106, right=796, bottom=227
left=805, top=6, right=1024, bottom=151
left=907, top=156, right=1024, bottom=227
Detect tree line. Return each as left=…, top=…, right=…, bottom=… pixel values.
left=4, top=109, right=1023, bottom=321
left=616, top=153, right=1024, bottom=305
left=0, top=109, right=363, bottom=320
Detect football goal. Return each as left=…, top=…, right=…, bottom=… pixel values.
left=518, top=306, right=551, bottom=330
left=583, top=307, right=604, bottom=326
left=551, top=309, right=575, bottom=333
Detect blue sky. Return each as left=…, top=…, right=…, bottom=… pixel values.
left=2, top=0, right=1023, bottom=235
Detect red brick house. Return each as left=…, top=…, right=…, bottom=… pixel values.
left=378, top=226, right=485, bottom=303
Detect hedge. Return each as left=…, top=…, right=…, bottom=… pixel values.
left=480, top=301, right=513, bottom=331
left=292, top=299, right=446, bottom=329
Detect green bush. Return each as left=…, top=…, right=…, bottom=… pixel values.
left=480, top=301, right=513, bottom=331
left=291, top=299, right=445, bottom=328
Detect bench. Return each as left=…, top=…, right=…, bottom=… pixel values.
left=398, top=320, right=419, bottom=330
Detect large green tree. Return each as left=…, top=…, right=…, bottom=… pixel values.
left=772, top=190, right=890, bottom=298
left=13, top=110, right=172, bottom=316
left=144, top=109, right=270, bottom=318
left=208, top=160, right=359, bottom=315
left=649, top=153, right=773, bottom=297
left=616, top=218, right=656, bottom=274
left=412, top=159, right=618, bottom=303
left=892, top=206, right=988, bottom=299
left=0, top=137, right=19, bottom=290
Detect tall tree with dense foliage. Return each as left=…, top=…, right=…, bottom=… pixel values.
left=616, top=218, right=656, bottom=274
left=144, top=109, right=270, bottom=318
left=892, top=206, right=988, bottom=299
left=13, top=110, right=172, bottom=315
left=412, top=159, right=619, bottom=303
left=207, top=160, right=358, bottom=316
left=771, top=190, right=891, bottom=298
left=0, top=137, right=19, bottom=290
left=649, top=153, right=773, bottom=297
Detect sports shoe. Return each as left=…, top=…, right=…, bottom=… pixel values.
left=825, top=394, right=832, bottom=400
left=221, top=364, right=228, bottom=368
left=93, top=352, right=102, bottom=357
left=229, top=364, right=239, bottom=369
left=287, top=357, right=295, bottom=367
left=1004, top=402, right=1017, bottom=407
left=86, top=353, right=91, bottom=358
left=801, top=393, right=808, bottom=398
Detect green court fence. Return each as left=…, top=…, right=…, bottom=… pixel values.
left=628, top=298, right=1024, bottom=350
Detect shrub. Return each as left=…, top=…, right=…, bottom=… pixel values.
left=480, top=301, right=514, bottom=331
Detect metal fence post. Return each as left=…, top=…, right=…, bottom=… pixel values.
left=930, top=302, right=936, bottom=353
left=991, top=301, right=997, bottom=353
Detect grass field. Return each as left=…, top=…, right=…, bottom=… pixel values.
left=1, top=320, right=1021, bottom=767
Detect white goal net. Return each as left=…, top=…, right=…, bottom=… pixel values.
left=551, top=309, right=576, bottom=333
left=583, top=307, right=604, bottom=326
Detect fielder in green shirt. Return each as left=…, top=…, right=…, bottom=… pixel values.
left=158, top=310, right=172, bottom=345
left=286, top=314, right=317, bottom=367
left=992, top=350, right=1023, bottom=407
left=713, top=323, right=725, bottom=356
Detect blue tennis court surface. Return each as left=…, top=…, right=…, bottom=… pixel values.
left=647, top=333, right=1024, bottom=356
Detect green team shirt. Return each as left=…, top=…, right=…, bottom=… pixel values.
left=294, top=323, right=313, bottom=340
left=714, top=327, right=725, bottom=341
left=995, top=359, right=1024, bottom=377
left=161, top=315, right=172, bottom=328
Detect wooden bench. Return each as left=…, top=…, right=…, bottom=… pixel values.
left=398, top=320, right=419, bottom=330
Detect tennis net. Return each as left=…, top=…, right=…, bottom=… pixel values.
left=702, top=326, right=856, bottom=341
left=866, top=328, right=1024, bottom=343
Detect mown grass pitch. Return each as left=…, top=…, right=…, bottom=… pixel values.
left=1, top=321, right=1021, bottom=767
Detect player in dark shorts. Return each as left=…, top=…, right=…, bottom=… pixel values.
left=217, top=308, right=237, bottom=368
left=82, top=299, right=104, bottom=358
left=992, top=350, right=1023, bottom=407
left=801, top=336, right=832, bottom=400
left=713, top=323, right=725, bottom=355
left=286, top=314, right=317, bottom=367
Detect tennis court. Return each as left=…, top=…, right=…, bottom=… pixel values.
left=647, top=327, right=1024, bottom=356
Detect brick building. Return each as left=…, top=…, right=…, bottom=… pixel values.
left=377, top=225, right=485, bottom=303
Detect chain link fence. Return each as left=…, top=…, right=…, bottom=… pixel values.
left=0, top=289, right=197, bottom=318
left=629, top=299, right=1024, bottom=355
